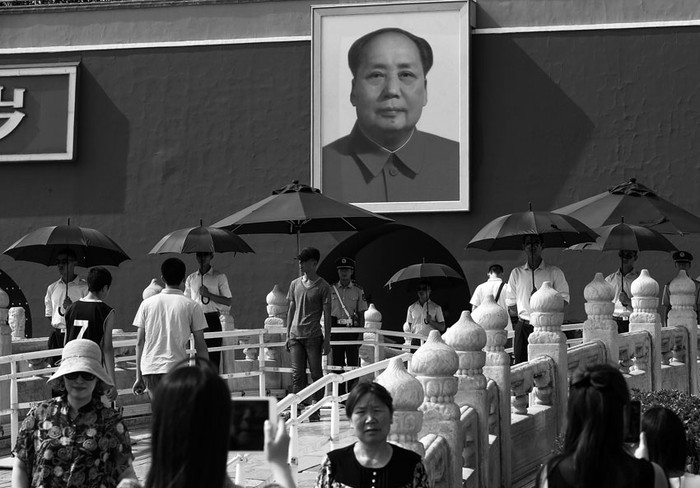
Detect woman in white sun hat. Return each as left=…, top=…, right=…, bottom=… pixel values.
left=12, top=339, right=136, bottom=488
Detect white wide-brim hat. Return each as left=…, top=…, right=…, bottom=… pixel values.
left=47, top=339, right=113, bottom=387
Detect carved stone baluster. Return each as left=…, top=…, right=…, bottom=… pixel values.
left=668, top=270, right=699, bottom=394
left=582, top=273, right=617, bottom=365
left=527, top=281, right=567, bottom=428
left=629, top=270, right=661, bottom=390
left=262, top=285, right=288, bottom=392
left=0, top=287, right=11, bottom=417
left=410, top=330, right=461, bottom=488
left=359, top=304, right=382, bottom=367
left=376, top=357, right=425, bottom=456
left=473, top=294, right=511, bottom=488
left=443, top=311, right=488, bottom=488
left=8, top=307, right=25, bottom=341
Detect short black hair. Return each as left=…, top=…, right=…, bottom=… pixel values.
left=345, top=381, right=394, bottom=419
left=161, top=257, right=186, bottom=286
left=642, top=406, right=688, bottom=473
left=488, top=264, right=504, bottom=274
left=347, top=27, right=433, bottom=78
left=87, top=267, right=112, bottom=293
left=297, top=247, right=321, bottom=263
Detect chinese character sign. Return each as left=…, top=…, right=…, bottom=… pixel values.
left=0, top=64, right=78, bottom=162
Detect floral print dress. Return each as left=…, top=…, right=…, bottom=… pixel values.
left=13, top=396, right=133, bottom=488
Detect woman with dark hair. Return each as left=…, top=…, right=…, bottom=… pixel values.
left=314, top=381, right=430, bottom=488
left=12, top=339, right=135, bottom=488
left=537, top=363, right=667, bottom=488
left=118, top=358, right=294, bottom=488
left=636, top=406, right=700, bottom=488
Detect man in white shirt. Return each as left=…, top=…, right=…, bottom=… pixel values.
left=604, top=250, right=639, bottom=334
left=406, top=280, right=446, bottom=346
left=44, top=249, right=88, bottom=367
left=506, top=235, right=569, bottom=364
left=470, top=264, right=512, bottom=331
left=184, top=252, right=232, bottom=372
left=132, top=257, right=209, bottom=400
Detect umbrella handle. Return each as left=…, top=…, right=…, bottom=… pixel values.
left=58, top=282, right=68, bottom=317
left=201, top=273, right=210, bottom=305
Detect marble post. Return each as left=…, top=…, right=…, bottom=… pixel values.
left=410, top=330, right=461, bottom=487
left=8, top=307, right=25, bottom=340
left=629, top=269, right=662, bottom=390
left=582, top=273, right=618, bottom=365
left=443, top=310, right=488, bottom=488
left=359, top=304, right=383, bottom=367
left=0, top=287, right=11, bottom=415
left=527, top=281, right=567, bottom=429
left=473, top=294, right=510, bottom=488
left=263, top=285, right=289, bottom=392
left=376, top=357, right=425, bottom=456
left=667, top=270, right=698, bottom=394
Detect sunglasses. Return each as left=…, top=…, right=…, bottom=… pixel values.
left=64, top=371, right=96, bottom=381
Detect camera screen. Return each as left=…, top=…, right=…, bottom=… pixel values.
left=228, top=399, right=271, bottom=451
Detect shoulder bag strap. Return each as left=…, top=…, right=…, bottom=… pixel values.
left=494, top=282, right=506, bottom=302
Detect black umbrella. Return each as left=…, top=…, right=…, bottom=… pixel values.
left=467, top=205, right=597, bottom=290
left=149, top=221, right=254, bottom=255
left=3, top=220, right=130, bottom=267
left=554, top=178, right=700, bottom=236
left=385, top=262, right=466, bottom=291
left=212, top=180, right=394, bottom=253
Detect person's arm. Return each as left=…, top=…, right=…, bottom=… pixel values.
left=45, top=285, right=55, bottom=330
left=506, top=272, right=519, bottom=319
left=553, top=268, right=570, bottom=304
left=103, top=310, right=118, bottom=401
left=265, top=418, right=296, bottom=488
left=192, top=329, right=209, bottom=360
left=12, top=457, right=29, bottom=488
left=429, top=306, right=446, bottom=333
left=201, top=274, right=232, bottom=307
left=132, top=327, right=146, bottom=396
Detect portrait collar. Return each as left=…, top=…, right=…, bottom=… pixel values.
left=349, top=123, right=424, bottom=178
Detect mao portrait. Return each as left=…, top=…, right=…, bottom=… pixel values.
left=312, top=2, right=471, bottom=212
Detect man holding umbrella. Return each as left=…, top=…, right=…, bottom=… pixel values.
left=406, top=280, right=446, bottom=344
left=184, top=252, right=232, bottom=372
left=604, top=250, right=639, bottom=333
left=44, top=249, right=88, bottom=366
left=506, top=235, right=570, bottom=364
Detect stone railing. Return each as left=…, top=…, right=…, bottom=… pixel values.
left=2, top=267, right=699, bottom=487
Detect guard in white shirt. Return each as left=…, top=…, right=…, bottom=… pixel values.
left=406, top=280, right=446, bottom=347
left=184, top=252, right=232, bottom=372
left=330, top=257, right=368, bottom=395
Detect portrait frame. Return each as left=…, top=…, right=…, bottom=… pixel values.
left=311, top=1, right=472, bottom=213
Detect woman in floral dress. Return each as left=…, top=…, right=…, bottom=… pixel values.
left=12, top=339, right=134, bottom=488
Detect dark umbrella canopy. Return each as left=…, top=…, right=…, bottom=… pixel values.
left=567, top=221, right=678, bottom=253
left=554, top=178, right=700, bottom=236
left=3, top=223, right=130, bottom=267
left=212, top=181, right=393, bottom=235
left=385, top=262, right=466, bottom=291
left=149, top=224, right=254, bottom=255
left=212, top=180, right=394, bottom=253
left=466, top=208, right=598, bottom=251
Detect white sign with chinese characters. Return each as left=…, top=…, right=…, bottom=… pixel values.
left=0, top=63, right=78, bottom=162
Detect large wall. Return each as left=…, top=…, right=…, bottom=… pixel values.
left=2, top=0, right=700, bottom=337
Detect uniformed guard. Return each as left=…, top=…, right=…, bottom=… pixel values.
left=662, top=250, right=700, bottom=326
left=330, top=257, right=368, bottom=396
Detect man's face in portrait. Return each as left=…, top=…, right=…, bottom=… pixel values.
left=350, top=32, right=428, bottom=149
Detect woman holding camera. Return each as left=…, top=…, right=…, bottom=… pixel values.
left=315, top=382, right=429, bottom=488
left=118, top=358, right=293, bottom=488
left=537, top=364, right=667, bottom=488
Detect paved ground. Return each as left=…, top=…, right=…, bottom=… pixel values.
left=0, top=408, right=354, bottom=488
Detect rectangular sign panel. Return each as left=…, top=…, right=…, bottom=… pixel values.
left=0, top=63, right=78, bottom=162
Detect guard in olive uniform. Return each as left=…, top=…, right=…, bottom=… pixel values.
left=330, top=257, right=368, bottom=395
left=661, top=250, right=700, bottom=326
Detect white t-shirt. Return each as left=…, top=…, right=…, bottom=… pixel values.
left=470, top=277, right=512, bottom=331
left=133, top=288, right=207, bottom=375
left=406, top=300, right=445, bottom=337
